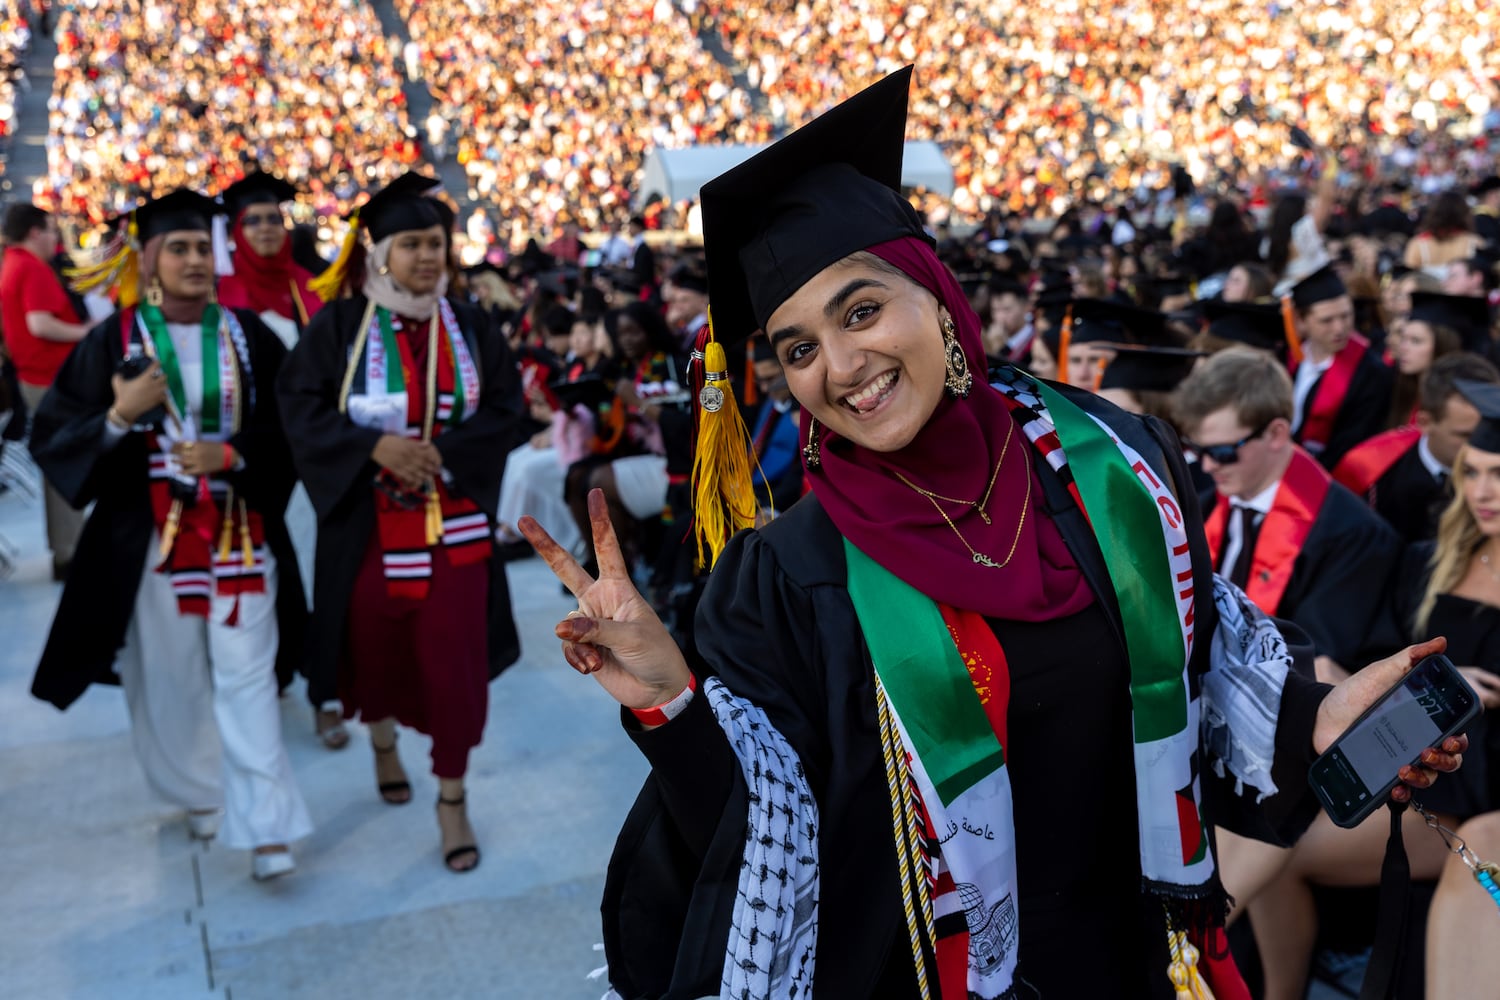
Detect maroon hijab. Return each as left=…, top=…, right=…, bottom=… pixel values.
left=802, top=237, right=1092, bottom=621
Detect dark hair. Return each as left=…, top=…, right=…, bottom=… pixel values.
left=1228, top=261, right=1276, bottom=300
left=1417, top=191, right=1473, bottom=239
left=608, top=301, right=676, bottom=358
left=2, top=203, right=50, bottom=245
left=541, top=305, right=576, bottom=338
left=1420, top=351, right=1500, bottom=416
left=1389, top=322, right=1464, bottom=428
left=1265, top=193, right=1307, bottom=278
left=1454, top=258, right=1500, bottom=294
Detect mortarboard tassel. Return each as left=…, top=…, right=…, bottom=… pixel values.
left=691, top=314, right=759, bottom=569
left=309, top=208, right=360, bottom=303
left=1279, top=295, right=1304, bottom=366
left=68, top=213, right=141, bottom=307
left=1056, top=304, right=1074, bottom=385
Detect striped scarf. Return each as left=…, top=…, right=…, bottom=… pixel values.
left=125, top=305, right=268, bottom=620
left=340, top=299, right=488, bottom=599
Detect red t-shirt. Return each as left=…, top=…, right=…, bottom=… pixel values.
left=0, top=246, right=82, bottom=386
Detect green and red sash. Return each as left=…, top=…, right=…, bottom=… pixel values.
left=1292, top=335, right=1368, bottom=456
left=1332, top=426, right=1422, bottom=499
left=1204, top=447, right=1331, bottom=616
left=126, top=304, right=268, bottom=619
left=849, top=373, right=1225, bottom=998
left=341, top=301, right=488, bottom=599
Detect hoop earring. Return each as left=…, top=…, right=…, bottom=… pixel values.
left=803, top=416, right=822, bottom=470
left=941, top=310, right=972, bottom=398
left=145, top=277, right=164, bottom=307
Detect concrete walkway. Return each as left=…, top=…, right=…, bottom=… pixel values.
left=0, top=457, right=648, bottom=999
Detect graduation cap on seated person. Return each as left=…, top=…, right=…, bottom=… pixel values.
left=1201, top=298, right=1288, bottom=354
left=1407, top=291, right=1493, bottom=354
left=692, top=65, right=929, bottom=565
left=1069, top=297, right=1173, bottom=346
left=1281, top=265, right=1350, bottom=364
left=548, top=375, right=617, bottom=412
left=68, top=188, right=220, bottom=308
left=1097, top=345, right=1206, bottom=394
left=1454, top=379, right=1500, bottom=455
left=309, top=171, right=447, bottom=302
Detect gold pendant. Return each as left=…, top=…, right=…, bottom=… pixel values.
left=972, top=552, right=1000, bottom=568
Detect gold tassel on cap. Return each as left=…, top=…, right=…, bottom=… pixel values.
left=1279, top=294, right=1305, bottom=366
left=309, top=208, right=360, bottom=303
left=67, top=213, right=141, bottom=307
left=691, top=316, right=759, bottom=569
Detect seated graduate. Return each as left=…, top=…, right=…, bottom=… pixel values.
left=515, top=69, right=1461, bottom=1000
left=29, top=189, right=312, bottom=881
left=1176, top=348, right=1402, bottom=683
left=1283, top=265, right=1394, bottom=470
left=1334, top=352, right=1500, bottom=543
left=276, top=172, right=523, bottom=873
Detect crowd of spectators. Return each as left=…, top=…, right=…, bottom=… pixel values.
left=397, top=0, right=760, bottom=243
left=0, top=0, right=36, bottom=182
left=39, top=0, right=417, bottom=234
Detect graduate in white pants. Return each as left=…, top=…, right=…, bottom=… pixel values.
left=29, top=190, right=313, bottom=881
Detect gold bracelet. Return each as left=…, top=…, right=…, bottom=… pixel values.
left=106, top=407, right=131, bottom=430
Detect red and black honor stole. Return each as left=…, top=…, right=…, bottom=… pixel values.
left=1291, top=334, right=1368, bottom=456
left=126, top=303, right=267, bottom=619
left=341, top=300, right=487, bottom=599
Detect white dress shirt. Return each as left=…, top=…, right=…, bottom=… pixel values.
left=1219, top=479, right=1281, bottom=578
left=1291, top=354, right=1334, bottom=435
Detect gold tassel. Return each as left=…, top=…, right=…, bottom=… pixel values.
left=1056, top=304, right=1074, bottom=384
left=238, top=499, right=254, bottom=568
left=1165, top=928, right=1217, bottom=1000
left=690, top=319, right=759, bottom=569
left=67, top=213, right=141, bottom=305
left=309, top=208, right=360, bottom=303
left=160, top=498, right=184, bottom=559
left=425, top=486, right=443, bottom=547
left=1280, top=294, right=1304, bottom=366
left=217, top=496, right=235, bottom=561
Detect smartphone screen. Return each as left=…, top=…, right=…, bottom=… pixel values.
left=1309, top=655, right=1477, bottom=828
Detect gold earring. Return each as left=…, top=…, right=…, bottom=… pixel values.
left=803, top=416, right=822, bottom=470
left=378, top=264, right=390, bottom=276
left=941, top=310, right=972, bottom=399
left=146, top=277, right=164, bottom=307
left=206, top=284, right=217, bottom=305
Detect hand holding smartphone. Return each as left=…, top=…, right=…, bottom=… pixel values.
left=1310, top=653, right=1478, bottom=829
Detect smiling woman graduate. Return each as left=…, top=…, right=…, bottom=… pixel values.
left=275, top=171, right=523, bottom=874
left=518, top=70, right=1464, bottom=1000
left=29, top=188, right=313, bottom=882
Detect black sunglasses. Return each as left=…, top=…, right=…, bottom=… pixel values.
left=1184, top=420, right=1273, bottom=465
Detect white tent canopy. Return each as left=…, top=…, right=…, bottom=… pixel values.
left=635, top=140, right=955, bottom=209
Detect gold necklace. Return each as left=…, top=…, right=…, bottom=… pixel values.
left=892, top=416, right=1013, bottom=524
left=893, top=425, right=1032, bottom=568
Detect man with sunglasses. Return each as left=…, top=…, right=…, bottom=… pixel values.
left=1176, top=348, right=1399, bottom=685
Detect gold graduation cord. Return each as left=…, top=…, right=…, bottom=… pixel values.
left=875, top=677, right=935, bottom=1000
left=138, top=317, right=191, bottom=560
left=290, top=280, right=311, bottom=327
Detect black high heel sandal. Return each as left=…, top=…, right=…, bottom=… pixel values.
left=372, top=737, right=411, bottom=805
left=437, top=793, right=480, bottom=873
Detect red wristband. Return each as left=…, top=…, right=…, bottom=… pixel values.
left=221, top=442, right=235, bottom=471
left=630, top=673, right=698, bottom=727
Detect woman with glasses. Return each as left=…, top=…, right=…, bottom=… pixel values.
left=216, top=171, right=330, bottom=740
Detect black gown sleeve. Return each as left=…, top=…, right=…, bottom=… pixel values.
left=275, top=298, right=385, bottom=518
left=1320, top=357, right=1394, bottom=471
left=431, top=302, right=524, bottom=513
left=29, top=314, right=132, bottom=509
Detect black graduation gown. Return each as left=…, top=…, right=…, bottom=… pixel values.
left=29, top=308, right=307, bottom=709
left=275, top=294, right=524, bottom=706
left=1295, top=351, right=1394, bottom=471
left=1368, top=443, right=1447, bottom=544
left=1206, top=481, right=1399, bottom=668
left=601, top=384, right=1332, bottom=999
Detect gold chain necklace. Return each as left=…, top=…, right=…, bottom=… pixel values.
left=892, top=416, right=1013, bottom=525
left=893, top=422, right=1032, bottom=569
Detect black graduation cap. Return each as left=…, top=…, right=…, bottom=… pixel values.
left=1098, top=345, right=1205, bottom=393
left=1471, top=176, right=1500, bottom=198
left=536, top=267, right=580, bottom=299
left=751, top=333, right=778, bottom=363
left=219, top=171, right=298, bottom=217
left=1407, top=292, right=1492, bottom=353
left=1289, top=265, right=1348, bottom=311
left=1202, top=298, right=1287, bottom=352
left=1288, top=125, right=1317, bottom=151
left=549, top=375, right=616, bottom=411
left=699, top=66, right=930, bottom=344
left=465, top=260, right=505, bottom=280
left=668, top=261, right=709, bottom=295
left=132, top=188, right=219, bottom=241
left=599, top=266, right=644, bottom=295
left=1070, top=297, right=1171, bottom=346
left=1455, top=379, right=1500, bottom=454
left=355, top=171, right=446, bottom=242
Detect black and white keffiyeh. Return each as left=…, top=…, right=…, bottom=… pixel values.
left=1203, top=575, right=1292, bottom=800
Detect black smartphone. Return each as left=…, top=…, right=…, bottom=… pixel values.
left=114, top=354, right=167, bottom=427
left=1309, top=654, right=1479, bottom=829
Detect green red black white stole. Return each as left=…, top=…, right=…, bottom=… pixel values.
left=125, top=304, right=267, bottom=619
left=847, top=371, right=1234, bottom=1000
left=339, top=300, right=487, bottom=598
